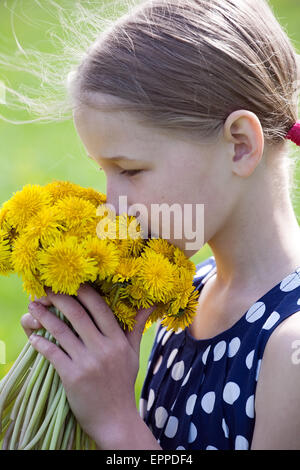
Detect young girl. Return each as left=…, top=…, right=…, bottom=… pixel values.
left=20, top=0, right=300, bottom=450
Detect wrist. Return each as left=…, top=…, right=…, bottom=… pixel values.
left=94, top=409, right=162, bottom=450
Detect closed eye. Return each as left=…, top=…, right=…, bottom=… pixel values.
left=120, top=169, right=143, bottom=176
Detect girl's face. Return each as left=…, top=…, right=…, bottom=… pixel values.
left=73, top=94, right=235, bottom=258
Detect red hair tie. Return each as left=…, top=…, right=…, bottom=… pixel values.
left=285, top=121, right=300, bottom=146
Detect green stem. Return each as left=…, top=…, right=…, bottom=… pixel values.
left=49, top=387, right=66, bottom=450
left=18, top=356, right=51, bottom=447
left=75, top=421, right=81, bottom=450
left=21, top=382, right=64, bottom=450
left=56, top=402, right=69, bottom=449
left=60, top=412, right=74, bottom=450
left=0, top=343, right=38, bottom=432
left=0, top=340, right=32, bottom=393
left=41, top=403, right=59, bottom=450
left=111, top=284, right=122, bottom=309
left=10, top=345, right=44, bottom=421
left=45, top=366, right=60, bottom=415
left=8, top=348, right=48, bottom=449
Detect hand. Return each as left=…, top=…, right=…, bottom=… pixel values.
left=21, top=296, right=52, bottom=338
left=26, top=284, right=156, bottom=447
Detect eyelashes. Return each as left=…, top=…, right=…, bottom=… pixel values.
left=119, top=170, right=142, bottom=176
left=96, top=167, right=142, bottom=177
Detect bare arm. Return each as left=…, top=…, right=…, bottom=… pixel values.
left=251, top=311, right=300, bottom=449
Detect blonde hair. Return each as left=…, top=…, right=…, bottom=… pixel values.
left=1, top=0, right=300, bottom=188
left=71, top=0, right=300, bottom=146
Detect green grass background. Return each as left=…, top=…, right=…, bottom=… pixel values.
left=0, top=0, right=299, bottom=415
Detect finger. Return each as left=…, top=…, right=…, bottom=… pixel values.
left=21, top=313, right=43, bottom=338
left=75, top=283, right=123, bottom=339
left=126, top=305, right=157, bottom=355
left=28, top=333, right=72, bottom=381
left=41, top=289, right=101, bottom=346
left=34, top=295, right=52, bottom=307
left=28, top=301, right=86, bottom=360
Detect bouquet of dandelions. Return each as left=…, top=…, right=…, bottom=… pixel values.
left=0, top=181, right=200, bottom=450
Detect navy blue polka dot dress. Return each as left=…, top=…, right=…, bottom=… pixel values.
left=139, top=256, right=300, bottom=450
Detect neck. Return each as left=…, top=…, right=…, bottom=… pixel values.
left=208, top=174, right=300, bottom=294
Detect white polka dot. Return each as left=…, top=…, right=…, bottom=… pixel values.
left=186, top=394, right=197, bottom=415
left=206, top=445, right=218, bottom=450
left=235, top=435, right=249, bottom=450
left=147, top=389, right=155, bottom=411
left=223, top=382, right=240, bottom=405
left=153, top=355, right=163, bottom=375
left=246, top=395, right=255, bottom=419
left=157, top=327, right=166, bottom=343
left=255, top=359, right=262, bottom=381
left=213, top=340, right=227, bottom=361
left=202, top=345, right=211, bottom=364
left=188, top=422, right=197, bottom=443
left=162, top=329, right=173, bottom=346
left=155, top=406, right=168, bottom=428
left=228, top=337, right=241, bottom=357
left=222, top=418, right=229, bottom=438
left=245, top=349, right=255, bottom=369
left=182, top=367, right=192, bottom=387
left=167, top=348, right=178, bottom=368
left=297, top=298, right=300, bottom=306
left=139, top=398, right=147, bottom=419
left=176, top=446, right=185, bottom=450
left=174, top=328, right=183, bottom=335
left=164, top=416, right=179, bottom=438
left=280, top=272, right=300, bottom=292
left=201, top=391, right=216, bottom=414
left=171, top=398, right=177, bottom=411
left=171, top=360, right=185, bottom=381
left=194, top=264, right=213, bottom=279
left=245, top=302, right=266, bottom=323
left=262, top=311, right=280, bottom=330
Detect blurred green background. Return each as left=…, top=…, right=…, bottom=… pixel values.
left=0, top=0, right=299, bottom=413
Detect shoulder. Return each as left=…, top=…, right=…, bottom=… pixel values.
left=251, top=311, right=300, bottom=449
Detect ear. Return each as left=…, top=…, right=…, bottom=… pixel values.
left=223, top=110, right=265, bottom=178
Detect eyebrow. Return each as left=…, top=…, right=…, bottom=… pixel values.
left=88, top=155, right=138, bottom=162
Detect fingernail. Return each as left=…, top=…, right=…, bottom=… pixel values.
left=33, top=318, right=40, bottom=328
left=29, top=334, right=36, bottom=343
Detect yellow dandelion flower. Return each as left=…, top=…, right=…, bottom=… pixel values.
left=173, top=247, right=196, bottom=274
left=37, top=236, right=98, bottom=295
left=136, top=251, right=177, bottom=302
left=11, top=235, right=40, bottom=275
left=145, top=238, right=175, bottom=262
left=77, top=187, right=106, bottom=208
left=118, top=237, right=146, bottom=258
left=161, top=288, right=200, bottom=332
left=0, top=229, right=13, bottom=275
left=23, top=272, right=47, bottom=301
left=0, top=201, right=12, bottom=232
left=96, top=204, right=117, bottom=241
left=144, top=303, right=168, bottom=333
left=112, top=299, right=137, bottom=332
left=172, top=268, right=198, bottom=309
left=54, top=196, right=96, bottom=230
left=120, top=281, right=155, bottom=309
left=112, top=257, right=141, bottom=283
left=23, top=206, right=66, bottom=247
left=82, top=236, right=120, bottom=281
left=44, top=180, right=84, bottom=203
left=116, top=214, right=145, bottom=240
left=5, top=184, right=51, bottom=231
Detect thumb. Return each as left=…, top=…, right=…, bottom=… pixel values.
left=127, top=304, right=157, bottom=355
